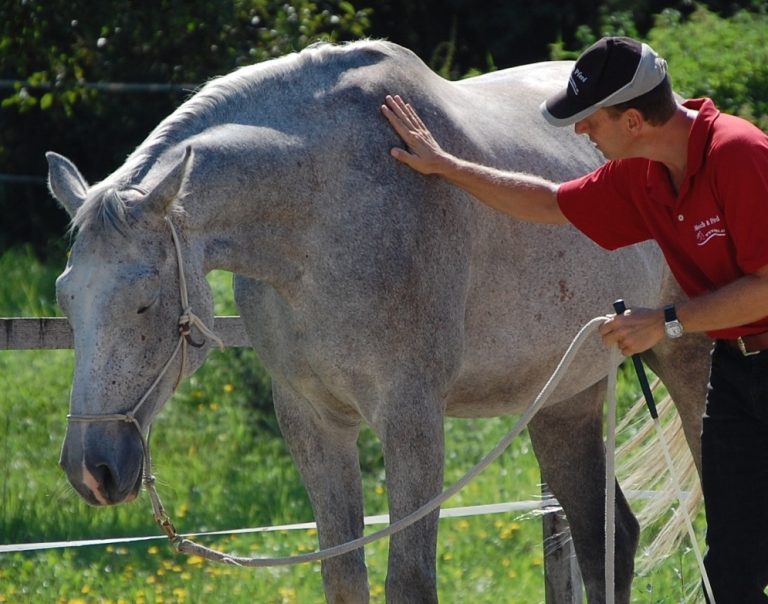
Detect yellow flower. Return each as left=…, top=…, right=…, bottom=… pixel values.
left=147, top=545, right=159, bottom=555
left=187, top=555, right=205, bottom=566
left=223, top=383, right=234, bottom=393
left=81, top=586, right=91, bottom=594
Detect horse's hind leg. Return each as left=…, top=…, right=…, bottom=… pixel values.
left=528, top=380, right=639, bottom=604
left=272, top=382, right=369, bottom=604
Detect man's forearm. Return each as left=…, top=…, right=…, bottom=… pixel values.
left=438, top=155, right=567, bottom=224
left=677, top=268, right=768, bottom=334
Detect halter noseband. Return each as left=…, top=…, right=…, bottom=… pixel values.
left=66, top=216, right=223, bottom=538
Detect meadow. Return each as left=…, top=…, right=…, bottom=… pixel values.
left=0, top=246, right=707, bottom=603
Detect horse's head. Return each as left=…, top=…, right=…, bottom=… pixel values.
left=47, top=148, right=214, bottom=506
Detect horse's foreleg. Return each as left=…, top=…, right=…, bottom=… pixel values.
left=272, top=382, right=369, bottom=604
left=529, top=381, right=639, bottom=604
left=374, top=386, right=444, bottom=604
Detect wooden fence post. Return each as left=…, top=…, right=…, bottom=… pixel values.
left=542, top=482, right=584, bottom=603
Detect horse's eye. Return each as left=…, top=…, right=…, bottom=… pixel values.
left=136, top=296, right=158, bottom=315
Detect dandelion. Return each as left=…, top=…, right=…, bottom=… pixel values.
left=148, top=546, right=159, bottom=555
left=457, top=520, right=470, bottom=531
left=223, top=383, right=234, bottom=393
left=146, top=576, right=156, bottom=585
left=210, top=402, right=220, bottom=411
left=187, top=555, right=205, bottom=566
left=81, top=585, right=91, bottom=594
left=375, top=484, right=385, bottom=496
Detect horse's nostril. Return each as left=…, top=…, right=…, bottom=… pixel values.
left=94, top=463, right=118, bottom=497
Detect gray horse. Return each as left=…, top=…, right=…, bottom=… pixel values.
left=48, top=40, right=711, bottom=603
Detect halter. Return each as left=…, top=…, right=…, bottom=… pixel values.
left=67, top=216, right=223, bottom=540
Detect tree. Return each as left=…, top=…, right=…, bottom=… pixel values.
left=647, top=5, right=768, bottom=130
left=0, top=0, right=370, bottom=256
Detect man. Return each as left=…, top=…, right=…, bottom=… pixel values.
left=382, top=36, right=768, bottom=603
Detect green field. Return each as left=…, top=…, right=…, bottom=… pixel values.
left=0, top=247, right=707, bottom=603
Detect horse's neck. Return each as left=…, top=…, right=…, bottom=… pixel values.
left=178, top=130, right=316, bottom=290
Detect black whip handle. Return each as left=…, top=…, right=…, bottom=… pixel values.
left=612, top=299, right=659, bottom=419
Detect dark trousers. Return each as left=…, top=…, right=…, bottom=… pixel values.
left=702, top=340, right=768, bottom=603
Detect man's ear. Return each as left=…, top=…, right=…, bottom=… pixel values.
left=623, top=108, right=644, bottom=135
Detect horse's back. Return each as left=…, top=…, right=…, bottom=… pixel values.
left=233, top=42, right=669, bottom=414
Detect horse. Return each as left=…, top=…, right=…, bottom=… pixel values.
left=47, top=40, right=712, bottom=603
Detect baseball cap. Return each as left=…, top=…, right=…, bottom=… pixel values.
left=541, top=37, right=668, bottom=127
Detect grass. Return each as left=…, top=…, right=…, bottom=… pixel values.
left=0, top=246, right=708, bottom=603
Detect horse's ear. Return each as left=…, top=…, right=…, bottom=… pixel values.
left=141, top=146, right=193, bottom=218
left=46, top=152, right=89, bottom=218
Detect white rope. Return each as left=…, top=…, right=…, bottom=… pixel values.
left=0, top=490, right=687, bottom=555
left=0, top=499, right=561, bottom=554
left=652, top=415, right=715, bottom=602
left=172, top=316, right=608, bottom=566
left=605, top=346, right=621, bottom=604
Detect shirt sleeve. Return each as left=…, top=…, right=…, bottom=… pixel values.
left=556, top=161, right=652, bottom=250
left=711, top=125, right=768, bottom=274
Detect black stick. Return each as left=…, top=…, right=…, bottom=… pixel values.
left=612, top=299, right=659, bottom=419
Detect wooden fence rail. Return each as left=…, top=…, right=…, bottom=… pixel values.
left=0, top=315, right=583, bottom=601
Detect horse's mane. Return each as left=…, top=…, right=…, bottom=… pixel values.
left=71, top=39, right=401, bottom=235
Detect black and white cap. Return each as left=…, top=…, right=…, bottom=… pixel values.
left=541, top=37, right=668, bottom=127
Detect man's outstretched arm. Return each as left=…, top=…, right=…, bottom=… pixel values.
left=381, top=94, right=568, bottom=225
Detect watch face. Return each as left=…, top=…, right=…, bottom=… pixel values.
left=666, top=321, right=684, bottom=338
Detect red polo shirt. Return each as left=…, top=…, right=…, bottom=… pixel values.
left=557, top=98, right=768, bottom=339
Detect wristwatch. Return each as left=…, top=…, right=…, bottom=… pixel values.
left=664, top=304, right=684, bottom=339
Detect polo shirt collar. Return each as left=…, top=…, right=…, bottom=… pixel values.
left=682, top=98, right=720, bottom=185
left=646, top=98, right=720, bottom=205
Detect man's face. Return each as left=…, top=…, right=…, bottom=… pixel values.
left=573, top=108, right=629, bottom=160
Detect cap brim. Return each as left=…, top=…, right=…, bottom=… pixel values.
left=540, top=90, right=601, bottom=127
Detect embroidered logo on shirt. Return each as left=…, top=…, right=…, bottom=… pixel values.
left=694, top=215, right=726, bottom=246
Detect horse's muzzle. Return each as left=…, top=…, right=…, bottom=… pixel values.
left=59, top=423, right=144, bottom=505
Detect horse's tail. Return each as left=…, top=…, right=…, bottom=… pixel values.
left=616, top=380, right=703, bottom=577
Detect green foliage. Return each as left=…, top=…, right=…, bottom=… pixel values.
left=648, top=5, right=768, bottom=129
left=549, top=4, right=768, bottom=129
left=0, top=246, right=65, bottom=316
left=0, top=0, right=370, bottom=256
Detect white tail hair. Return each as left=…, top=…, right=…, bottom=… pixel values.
left=616, top=380, right=703, bottom=580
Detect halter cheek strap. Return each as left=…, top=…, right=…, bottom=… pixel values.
left=67, top=216, right=223, bottom=539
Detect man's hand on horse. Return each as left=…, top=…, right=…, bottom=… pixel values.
left=381, top=95, right=448, bottom=175
left=599, top=307, right=666, bottom=356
